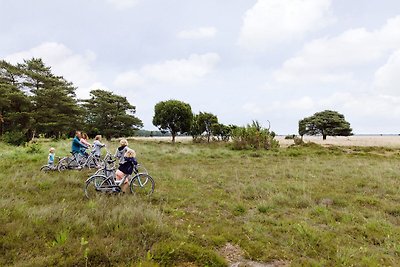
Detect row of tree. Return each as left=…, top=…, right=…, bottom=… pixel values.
left=152, top=100, right=236, bottom=143
left=1, top=58, right=353, bottom=146
left=0, top=58, right=142, bottom=145
left=152, top=99, right=353, bottom=144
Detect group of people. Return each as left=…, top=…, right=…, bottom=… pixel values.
left=47, top=131, right=138, bottom=192
left=72, top=131, right=105, bottom=159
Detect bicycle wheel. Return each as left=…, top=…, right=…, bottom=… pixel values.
left=57, top=157, right=70, bottom=172
left=40, top=165, right=51, bottom=172
left=84, top=175, right=111, bottom=199
left=130, top=173, right=155, bottom=196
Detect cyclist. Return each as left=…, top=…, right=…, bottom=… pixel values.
left=115, top=149, right=137, bottom=192
left=72, top=131, right=88, bottom=159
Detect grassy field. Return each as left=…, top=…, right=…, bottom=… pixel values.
left=1, top=139, right=400, bottom=266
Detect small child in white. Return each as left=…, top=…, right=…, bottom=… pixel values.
left=93, top=135, right=105, bottom=158
left=48, top=147, right=55, bottom=167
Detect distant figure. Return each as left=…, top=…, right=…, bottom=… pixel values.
left=115, top=149, right=137, bottom=192
left=48, top=147, right=55, bottom=167
left=93, top=135, right=105, bottom=158
left=71, top=131, right=88, bottom=156
left=115, top=138, right=129, bottom=164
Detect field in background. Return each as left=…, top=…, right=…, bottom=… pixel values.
left=132, top=135, right=400, bottom=148
left=1, top=140, right=400, bottom=266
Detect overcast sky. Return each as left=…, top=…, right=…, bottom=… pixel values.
left=1, top=0, right=400, bottom=134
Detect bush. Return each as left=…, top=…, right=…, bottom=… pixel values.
left=294, top=136, right=304, bottom=145
left=25, top=142, right=43, bottom=154
left=152, top=241, right=226, bottom=266
left=285, top=134, right=296, bottom=140
left=231, top=121, right=279, bottom=150
left=1, top=131, right=28, bottom=146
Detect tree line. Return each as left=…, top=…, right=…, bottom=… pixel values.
left=0, top=58, right=142, bottom=145
left=1, top=58, right=352, bottom=147
left=152, top=100, right=352, bottom=146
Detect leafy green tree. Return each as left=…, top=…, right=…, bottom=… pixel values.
left=299, top=110, right=352, bottom=140
left=210, top=123, right=232, bottom=141
left=83, top=89, right=143, bottom=140
left=153, top=100, right=193, bottom=143
left=191, top=112, right=218, bottom=142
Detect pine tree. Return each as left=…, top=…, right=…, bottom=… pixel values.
left=83, top=89, right=143, bottom=140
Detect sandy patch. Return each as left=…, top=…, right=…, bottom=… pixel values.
left=276, top=135, right=400, bottom=148
left=130, top=135, right=400, bottom=148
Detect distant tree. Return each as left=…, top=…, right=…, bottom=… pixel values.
left=153, top=100, right=193, bottom=143
left=299, top=110, right=352, bottom=140
left=83, top=89, right=143, bottom=140
left=0, top=60, right=33, bottom=144
left=210, top=123, right=232, bottom=141
left=191, top=112, right=218, bottom=142
left=20, top=58, right=82, bottom=138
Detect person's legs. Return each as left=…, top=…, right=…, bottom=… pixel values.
left=115, top=170, right=129, bottom=193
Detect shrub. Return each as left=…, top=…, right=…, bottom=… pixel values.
left=294, top=136, right=304, bottom=145
left=152, top=241, right=226, bottom=266
left=231, top=121, right=279, bottom=150
left=26, top=142, right=43, bottom=154
left=1, top=131, right=28, bottom=146
left=285, top=134, right=296, bottom=140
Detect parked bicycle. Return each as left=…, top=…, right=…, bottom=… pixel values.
left=58, top=149, right=104, bottom=172
left=84, top=160, right=154, bottom=198
left=40, top=157, right=61, bottom=172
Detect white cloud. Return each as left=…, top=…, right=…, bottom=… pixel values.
left=106, top=0, right=139, bottom=9
left=374, top=49, right=400, bottom=96
left=177, top=27, right=217, bottom=40
left=3, top=42, right=99, bottom=99
left=274, top=16, right=400, bottom=84
left=238, top=0, right=333, bottom=50
left=114, top=53, right=220, bottom=88
left=114, top=71, right=145, bottom=89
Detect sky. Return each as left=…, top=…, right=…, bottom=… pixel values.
left=1, top=0, right=400, bottom=134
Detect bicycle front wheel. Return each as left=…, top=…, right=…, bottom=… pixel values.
left=130, top=173, right=155, bottom=196
left=40, top=165, right=52, bottom=172
left=84, top=175, right=111, bottom=199
left=57, top=157, right=69, bottom=172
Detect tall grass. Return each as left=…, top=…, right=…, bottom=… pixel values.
left=1, top=140, right=399, bottom=266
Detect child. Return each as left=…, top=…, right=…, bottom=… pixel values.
left=80, top=132, right=91, bottom=156
left=48, top=147, right=55, bottom=167
left=115, top=149, right=137, bottom=192
left=115, top=138, right=129, bottom=164
left=93, top=135, right=105, bottom=158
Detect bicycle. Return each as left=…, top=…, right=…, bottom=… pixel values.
left=40, top=157, right=61, bottom=172
left=84, top=161, right=154, bottom=199
left=58, top=149, right=104, bottom=172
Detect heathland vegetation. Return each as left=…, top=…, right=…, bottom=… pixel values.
left=2, top=58, right=399, bottom=266
left=1, top=139, right=400, bottom=266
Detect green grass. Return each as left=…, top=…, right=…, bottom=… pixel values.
left=1, top=140, right=400, bottom=266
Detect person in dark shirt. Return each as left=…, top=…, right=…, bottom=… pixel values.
left=115, top=149, right=137, bottom=192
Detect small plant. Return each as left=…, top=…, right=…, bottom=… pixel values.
left=233, top=204, right=246, bottom=215
left=52, top=230, right=68, bottom=247
left=257, top=204, right=273, bottom=213
left=81, top=237, right=90, bottom=267
left=26, top=142, right=42, bottom=154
